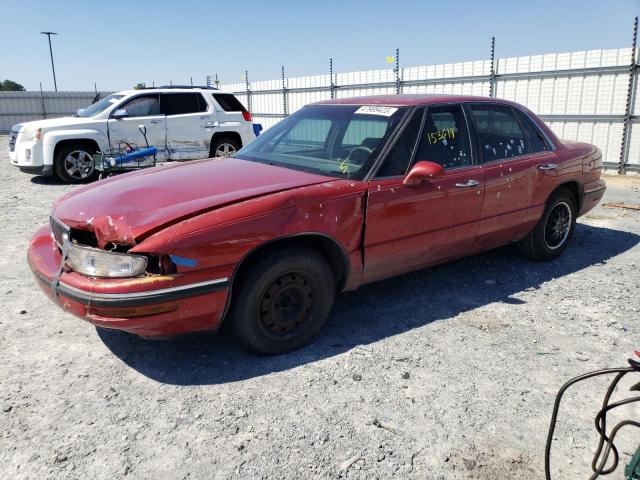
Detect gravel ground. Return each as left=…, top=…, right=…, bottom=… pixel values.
left=1, top=134, right=639, bottom=480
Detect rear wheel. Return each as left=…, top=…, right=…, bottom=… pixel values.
left=54, top=144, right=98, bottom=184
left=229, top=248, right=335, bottom=355
left=210, top=137, right=239, bottom=158
left=518, top=188, right=577, bottom=261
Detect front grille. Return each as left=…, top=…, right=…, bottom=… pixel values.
left=9, top=130, right=18, bottom=152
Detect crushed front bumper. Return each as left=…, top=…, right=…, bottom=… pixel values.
left=27, top=224, right=231, bottom=337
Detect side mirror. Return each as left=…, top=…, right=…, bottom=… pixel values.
left=112, top=108, right=128, bottom=119
left=403, top=161, right=444, bottom=187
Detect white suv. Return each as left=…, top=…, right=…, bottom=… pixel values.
left=8, top=86, right=256, bottom=183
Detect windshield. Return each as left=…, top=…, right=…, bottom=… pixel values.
left=235, top=104, right=408, bottom=180
left=76, top=94, right=124, bottom=117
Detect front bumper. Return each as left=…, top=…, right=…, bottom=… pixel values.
left=27, top=225, right=231, bottom=337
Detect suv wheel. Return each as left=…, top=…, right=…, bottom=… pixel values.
left=229, top=248, right=335, bottom=355
left=518, top=188, right=577, bottom=261
left=210, top=137, right=239, bottom=158
left=54, top=144, right=98, bottom=184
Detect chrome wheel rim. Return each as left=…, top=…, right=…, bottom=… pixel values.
left=215, top=143, right=236, bottom=157
left=544, top=201, right=572, bottom=250
left=64, top=150, right=94, bottom=179
left=258, top=271, right=314, bottom=340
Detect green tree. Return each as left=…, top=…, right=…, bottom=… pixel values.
left=0, top=79, right=26, bottom=91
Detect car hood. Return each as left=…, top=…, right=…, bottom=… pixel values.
left=53, top=158, right=336, bottom=247
left=16, top=116, right=94, bottom=131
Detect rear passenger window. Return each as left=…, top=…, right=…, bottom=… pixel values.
left=514, top=109, right=549, bottom=153
left=469, top=104, right=529, bottom=162
left=161, top=93, right=207, bottom=115
left=413, top=105, right=471, bottom=169
left=213, top=94, right=247, bottom=112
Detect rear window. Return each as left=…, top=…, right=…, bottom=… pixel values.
left=213, top=93, right=247, bottom=112
left=161, top=93, right=207, bottom=115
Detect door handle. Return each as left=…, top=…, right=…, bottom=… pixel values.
left=455, top=179, right=480, bottom=188
left=538, top=163, right=558, bottom=171
left=149, top=119, right=162, bottom=124
left=203, top=121, right=220, bottom=128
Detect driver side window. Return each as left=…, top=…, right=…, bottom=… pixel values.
left=118, top=94, right=161, bottom=117
left=413, top=105, right=471, bottom=170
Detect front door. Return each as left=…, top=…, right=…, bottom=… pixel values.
left=364, top=105, right=484, bottom=284
left=108, top=93, right=168, bottom=161
left=161, top=92, right=210, bottom=160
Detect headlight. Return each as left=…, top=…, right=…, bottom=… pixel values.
left=22, top=126, right=43, bottom=142
left=65, top=243, right=147, bottom=278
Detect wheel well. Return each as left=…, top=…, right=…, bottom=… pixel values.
left=209, top=131, right=242, bottom=156
left=53, top=139, right=100, bottom=162
left=232, top=235, right=349, bottom=294
left=554, top=181, right=582, bottom=212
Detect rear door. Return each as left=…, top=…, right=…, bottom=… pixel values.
left=364, top=105, right=485, bottom=283
left=162, top=92, right=210, bottom=160
left=467, top=103, right=556, bottom=250
left=107, top=93, right=168, bottom=161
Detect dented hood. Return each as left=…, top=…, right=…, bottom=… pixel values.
left=53, top=158, right=334, bottom=247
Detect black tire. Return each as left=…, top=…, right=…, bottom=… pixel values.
left=518, top=188, right=577, bottom=261
left=229, top=248, right=335, bottom=355
left=54, top=143, right=98, bottom=184
left=210, top=137, right=240, bottom=158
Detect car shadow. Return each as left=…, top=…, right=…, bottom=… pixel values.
left=97, top=224, right=639, bottom=385
left=30, top=175, right=66, bottom=185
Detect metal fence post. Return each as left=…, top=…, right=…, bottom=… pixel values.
left=244, top=70, right=251, bottom=112
left=39, top=82, right=47, bottom=119
left=619, top=16, right=638, bottom=175
left=282, top=65, right=288, bottom=117
left=329, top=58, right=335, bottom=99
left=489, top=36, right=496, bottom=97
left=395, top=48, right=401, bottom=94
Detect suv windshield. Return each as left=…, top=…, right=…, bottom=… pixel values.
left=235, top=105, right=408, bottom=180
left=76, top=94, right=124, bottom=117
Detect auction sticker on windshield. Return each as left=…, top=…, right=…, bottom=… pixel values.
left=354, top=105, right=398, bottom=116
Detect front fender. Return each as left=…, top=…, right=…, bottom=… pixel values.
left=42, top=129, right=109, bottom=166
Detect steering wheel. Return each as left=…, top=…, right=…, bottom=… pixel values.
left=346, top=145, right=374, bottom=163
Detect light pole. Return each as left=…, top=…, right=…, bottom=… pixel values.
left=40, top=31, right=58, bottom=91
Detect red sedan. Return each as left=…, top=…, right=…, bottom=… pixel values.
left=28, top=95, right=606, bottom=354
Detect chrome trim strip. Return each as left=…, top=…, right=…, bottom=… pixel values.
left=58, top=277, right=229, bottom=300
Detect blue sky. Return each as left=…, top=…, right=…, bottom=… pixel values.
left=1, top=0, right=638, bottom=91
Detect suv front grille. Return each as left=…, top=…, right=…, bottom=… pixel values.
left=9, top=130, right=19, bottom=152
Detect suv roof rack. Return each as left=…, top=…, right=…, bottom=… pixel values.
left=157, top=85, right=219, bottom=90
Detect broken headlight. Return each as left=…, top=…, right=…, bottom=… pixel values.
left=65, top=244, right=147, bottom=278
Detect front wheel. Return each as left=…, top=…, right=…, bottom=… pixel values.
left=229, top=248, right=336, bottom=355
left=54, top=144, right=98, bottom=184
left=518, top=188, right=577, bottom=261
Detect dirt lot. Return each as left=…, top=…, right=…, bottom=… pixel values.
left=1, top=134, right=639, bottom=480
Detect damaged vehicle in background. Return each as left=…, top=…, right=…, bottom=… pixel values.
left=28, top=94, right=606, bottom=355
left=9, top=86, right=256, bottom=183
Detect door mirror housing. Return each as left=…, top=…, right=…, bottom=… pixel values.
left=403, top=161, right=445, bottom=186
left=112, top=108, right=129, bottom=119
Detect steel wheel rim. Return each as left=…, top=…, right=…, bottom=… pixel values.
left=215, top=143, right=236, bottom=157
left=258, top=271, right=314, bottom=340
left=544, top=201, right=572, bottom=250
left=64, top=150, right=94, bottom=179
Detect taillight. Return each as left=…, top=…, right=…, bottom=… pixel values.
left=242, top=111, right=252, bottom=122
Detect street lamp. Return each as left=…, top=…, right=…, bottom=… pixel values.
left=40, top=31, right=58, bottom=92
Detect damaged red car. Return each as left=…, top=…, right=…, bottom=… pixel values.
left=28, top=95, right=606, bottom=354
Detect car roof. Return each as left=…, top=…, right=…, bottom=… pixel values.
left=311, top=94, right=519, bottom=107
left=115, top=88, right=223, bottom=96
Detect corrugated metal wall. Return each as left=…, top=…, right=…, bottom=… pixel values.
left=220, top=47, right=639, bottom=171
left=0, top=91, right=113, bottom=132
